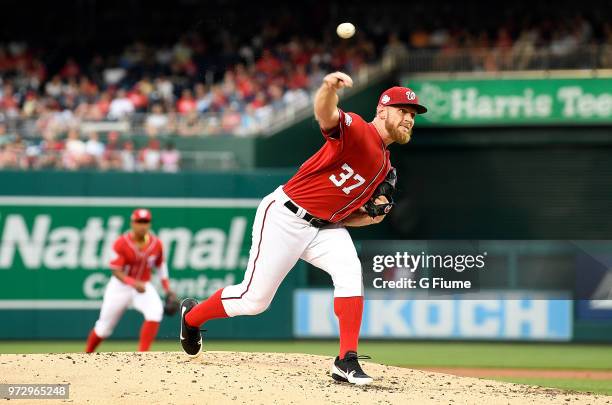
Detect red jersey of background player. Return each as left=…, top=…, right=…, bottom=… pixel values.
left=109, top=232, right=164, bottom=282
left=283, top=108, right=391, bottom=222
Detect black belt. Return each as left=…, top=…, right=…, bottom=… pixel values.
left=284, top=200, right=331, bottom=228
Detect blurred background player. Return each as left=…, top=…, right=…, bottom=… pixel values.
left=85, top=208, right=176, bottom=352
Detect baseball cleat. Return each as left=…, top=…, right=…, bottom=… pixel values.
left=331, top=351, right=373, bottom=385
left=179, top=298, right=202, bottom=357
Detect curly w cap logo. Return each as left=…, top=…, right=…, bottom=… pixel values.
left=406, top=91, right=416, bottom=100
left=381, top=95, right=391, bottom=104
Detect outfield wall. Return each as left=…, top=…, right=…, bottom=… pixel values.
left=1, top=172, right=611, bottom=342
left=0, top=171, right=304, bottom=339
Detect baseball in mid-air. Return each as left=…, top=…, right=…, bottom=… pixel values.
left=336, top=22, right=356, bottom=39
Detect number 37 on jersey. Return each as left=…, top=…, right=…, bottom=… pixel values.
left=329, top=163, right=364, bottom=195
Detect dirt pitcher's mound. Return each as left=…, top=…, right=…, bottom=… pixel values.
left=1, top=352, right=610, bottom=404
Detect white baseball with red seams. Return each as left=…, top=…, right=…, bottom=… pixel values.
left=337, top=22, right=356, bottom=39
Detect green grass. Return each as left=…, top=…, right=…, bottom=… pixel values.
left=489, top=377, right=612, bottom=396
left=1, top=340, right=612, bottom=370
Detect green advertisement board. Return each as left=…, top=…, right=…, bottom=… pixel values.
left=404, top=76, right=612, bottom=126
left=0, top=197, right=260, bottom=303
left=0, top=195, right=304, bottom=339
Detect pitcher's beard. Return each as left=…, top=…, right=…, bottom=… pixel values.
left=385, top=120, right=412, bottom=144
left=394, top=128, right=411, bottom=144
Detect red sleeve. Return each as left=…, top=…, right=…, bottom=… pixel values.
left=321, top=109, right=347, bottom=141
left=109, top=238, right=126, bottom=271
left=156, top=239, right=170, bottom=292
left=155, top=239, right=163, bottom=267
left=320, top=109, right=363, bottom=144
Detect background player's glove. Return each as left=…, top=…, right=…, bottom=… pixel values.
left=363, top=167, right=397, bottom=218
left=163, top=292, right=180, bottom=316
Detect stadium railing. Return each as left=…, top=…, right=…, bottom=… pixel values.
left=395, top=44, right=612, bottom=73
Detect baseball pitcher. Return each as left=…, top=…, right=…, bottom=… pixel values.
left=179, top=72, right=427, bottom=385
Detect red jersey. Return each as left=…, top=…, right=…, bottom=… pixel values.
left=109, top=232, right=164, bottom=282
left=283, top=109, right=391, bottom=222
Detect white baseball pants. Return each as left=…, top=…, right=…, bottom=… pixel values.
left=221, top=186, right=363, bottom=317
left=94, top=276, right=164, bottom=338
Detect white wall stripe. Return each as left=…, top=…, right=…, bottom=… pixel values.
left=0, top=196, right=261, bottom=207
left=0, top=300, right=103, bottom=309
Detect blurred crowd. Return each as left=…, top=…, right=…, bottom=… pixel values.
left=0, top=124, right=181, bottom=171
left=0, top=34, right=376, bottom=139
left=1, top=15, right=610, bottom=138
left=1, top=0, right=612, bottom=172
left=382, top=15, right=612, bottom=71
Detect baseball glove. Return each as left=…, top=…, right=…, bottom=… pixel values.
left=363, top=167, right=397, bottom=218
left=163, top=292, right=180, bottom=316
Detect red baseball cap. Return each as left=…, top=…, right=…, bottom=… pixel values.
left=131, top=208, right=152, bottom=222
left=378, top=86, right=427, bottom=114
